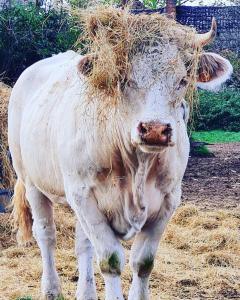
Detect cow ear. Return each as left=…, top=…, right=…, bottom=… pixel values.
left=77, top=55, right=96, bottom=77
left=196, top=52, right=233, bottom=91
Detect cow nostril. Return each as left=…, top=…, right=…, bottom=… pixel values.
left=138, top=122, right=148, bottom=135
left=162, top=124, right=172, bottom=136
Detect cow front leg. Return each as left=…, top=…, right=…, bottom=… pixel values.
left=65, top=181, right=125, bottom=300
left=128, top=193, right=180, bottom=300
left=75, top=220, right=97, bottom=300
left=25, top=183, right=61, bottom=300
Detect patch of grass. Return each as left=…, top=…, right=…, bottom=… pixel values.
left=192, top=130, right=240, bottom=144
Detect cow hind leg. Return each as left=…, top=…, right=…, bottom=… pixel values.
left=75, top=220, right=97, bottom=300
left=25, top=182, right=62, bottom=299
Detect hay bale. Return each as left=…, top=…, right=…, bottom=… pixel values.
left=0, top=82, right=15, bottom=190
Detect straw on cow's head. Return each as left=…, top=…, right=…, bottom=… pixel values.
left=78, top=7, right=199, bottom=104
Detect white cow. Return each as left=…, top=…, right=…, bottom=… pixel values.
left=8, top=17, right=232, bottom=300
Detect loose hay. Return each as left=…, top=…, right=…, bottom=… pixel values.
left=0, top=204, right=239, bottom=299
left=76, top=6, right=201, bottom=110
left=0, top=82, right=15, bottom=190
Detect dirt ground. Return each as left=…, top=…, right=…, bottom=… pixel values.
left=0, top=143, right=239, bottom=300
left=183, top=143, right=240, bottom=209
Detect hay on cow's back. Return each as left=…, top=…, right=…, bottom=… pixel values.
left=0, top=82, right=15, bottom=190
left=76, top=6, right=201, bottom=110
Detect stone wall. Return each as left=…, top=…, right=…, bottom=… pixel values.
left=133, top=6, right=240, bottom=54
left=176, top=6, right=240, bottom=54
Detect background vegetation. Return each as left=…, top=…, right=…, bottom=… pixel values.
left=0, top=4, right=81, bottom=84
left=0, top=2, right=239, bottom=143
left=195, top=89, right=240, bottom=132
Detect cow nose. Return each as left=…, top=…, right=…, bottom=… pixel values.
left=137, top=121, right=172, bottom=146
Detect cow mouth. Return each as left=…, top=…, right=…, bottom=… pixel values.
left=140, top=133, right=174, bottom=148
left=138, top=137, right=175, bottom=153
left=140, top=137, right=174, bottom=147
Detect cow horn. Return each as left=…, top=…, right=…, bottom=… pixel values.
left=194, top=18, right=217, bottom=47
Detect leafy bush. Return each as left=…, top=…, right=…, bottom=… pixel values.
left=220, top=50, right=240, bottom=89
left=0, top=4, right=81, bottom=84
left=195, top=89, right=240, bottom=131
left=190, top=144, right=214, bottom=157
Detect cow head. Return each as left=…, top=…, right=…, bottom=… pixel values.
left=128, top=49, right=232, bottom=153
left=78, top=18, right=232, bottom=153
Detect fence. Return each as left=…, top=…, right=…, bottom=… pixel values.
left=133, top=6, right=240, bottom=54
left=177, top=6, right=240, bottom=53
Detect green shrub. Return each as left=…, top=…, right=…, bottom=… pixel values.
left=219, top=50, right=240, bottom=89
left=190, top=144, right=214, bottom=157
left=195, top=89, right=240, bottom=131
left=0, top=4, right=82, bottom=84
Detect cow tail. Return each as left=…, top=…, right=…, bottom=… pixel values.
left=12, top=178, right=33, bottom=244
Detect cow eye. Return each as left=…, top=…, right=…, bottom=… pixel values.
left=127, top=80, right=138, bottom=89
left=178, top=77, right=188, bottom=89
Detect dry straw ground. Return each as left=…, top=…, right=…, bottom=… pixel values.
left=0, top=204, right=240, bottom=300
left=0, top=82, right=15, bottom=190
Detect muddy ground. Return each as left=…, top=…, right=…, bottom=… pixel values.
left=183, top=143, right=240, bottom=209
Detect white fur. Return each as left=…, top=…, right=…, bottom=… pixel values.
left=103, top=275, right=124, bottom=300
left=197, top=52, right=233, bottom=92
left=75, top=221, right=97, bottom=300
left=25, top=182, right=61, bottom=298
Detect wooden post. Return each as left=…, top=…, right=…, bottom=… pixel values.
left=166, top=0, right=177, bottom=19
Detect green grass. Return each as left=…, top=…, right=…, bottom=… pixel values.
left=191, top=130, right=240, bottom=144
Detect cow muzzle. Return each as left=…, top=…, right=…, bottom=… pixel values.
left=137, top=121, right=174, bottom=148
